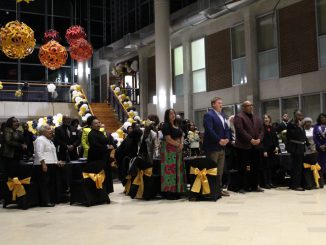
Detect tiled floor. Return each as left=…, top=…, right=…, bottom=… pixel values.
left=1, top=184, right=326, bottom=245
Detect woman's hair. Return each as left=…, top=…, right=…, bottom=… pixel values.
left=264, top=114, right=272, bottom=124
left=302, top=117, right=313, bottom=126
left=38, top=124, right=51, bottom=135
left=5, top=117, right=18, bottom=128
left=316, top=113, right=326, bottom=125
left=164, top=109, right=176, bottom=125
left=147, top=114, right=160, bottom=126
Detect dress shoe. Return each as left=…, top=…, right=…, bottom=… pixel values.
left=238, top=189, right=246, bottom=194
left=221, top=190, right=230, bottom=196
left=292, top=187, right=305, bottom=191
left=269, top=184, right=277, bottom=188
left=252, top=187, right=264, bottom=192
left=262, top=184, right=271, bottom=189
left=41, top=202, right=55, bottom=207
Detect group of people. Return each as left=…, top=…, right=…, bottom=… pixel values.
left=0, top=96, right=326, bottom=208
left=0, top=115, right=115, bottom=207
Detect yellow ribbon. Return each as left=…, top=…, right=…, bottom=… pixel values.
left=190, top=167, right=218, bottom=195
left=82, top=170, right=105, bottom=189
left=17, top=0, right=34, bottom=3
left=7, top=177, right=31, bottom=201
left=132, top=168, right=153, bottom=198
left=303, top=163, right=321, bottom=188
left=124, top=175, right=132, bottom=195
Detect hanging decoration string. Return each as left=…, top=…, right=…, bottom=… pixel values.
left=51, top=0, right=54, bottom=29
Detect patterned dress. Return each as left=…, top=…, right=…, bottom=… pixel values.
left=160, top=123, right=186, bottom=193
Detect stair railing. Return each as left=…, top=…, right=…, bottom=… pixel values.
left=108, top=87, right=129, bottom=123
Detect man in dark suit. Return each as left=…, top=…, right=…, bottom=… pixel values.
left=233, top=101, right=264, bottom=193
left=277, top=113, right=290, bottom=133
left=54, top=115, right=81, bottom=162
left=286, top=110, right=306, bottom=191
left=203, top=97, right=230, bottom=196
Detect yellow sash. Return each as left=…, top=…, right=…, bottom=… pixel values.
left=132, top=168, right=153, bottom=198
left=124, top=175, right=132, bottom=195
left=7, top=177, right=31, bottom=201
left=303, top=163, right=321, bottom=188
left=82, top=170, right=106, bottom=189
left=190, top=167, right=218, bottom=195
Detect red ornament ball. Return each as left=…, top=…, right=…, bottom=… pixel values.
left=65, top=25, right=86, bottom=45
left=69, top=38, right=93, bottom=62
left=43, top=29, right=61, bottom=43
left=39, top=40, right=68, bottom=70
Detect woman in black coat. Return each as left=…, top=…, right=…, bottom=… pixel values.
left=262, top=114, right=279, bottom=188
left=87, top=117, right=114, bottom=198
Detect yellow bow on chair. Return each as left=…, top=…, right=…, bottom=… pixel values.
left=124, top=175, right=132, bottom=195
left=190, top=167, right=218, bottom=195
left=82, top=170, right=106, bottom=189
left=132, top=168, right=153, bottom=198
left=303, top=163, right=321, bottom=188
left=7, top=177, right=31, bottom=201
left=17, top=0, right=35, bottom=3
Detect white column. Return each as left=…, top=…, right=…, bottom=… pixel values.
left=77, top=61, right=91, bottom=100
left=183, top=40, right=193, bottom=121
left=154, top=0, right=172, bottom=121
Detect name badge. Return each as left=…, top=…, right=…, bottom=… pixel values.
left=72, top=132, right=76, bottom=135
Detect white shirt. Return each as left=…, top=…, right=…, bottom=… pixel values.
left=34, top=135, right=58, bottom=165
left=214, top=110, right=225, bottom=129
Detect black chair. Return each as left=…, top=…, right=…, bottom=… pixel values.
left=69, top=160, right=109, bottom=207
left=303, top=153, right=324, bottom=189
left=187, top=157, right=221, bottom=201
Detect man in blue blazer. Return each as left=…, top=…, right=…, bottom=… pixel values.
left=203, top=97, right=230, bottom=196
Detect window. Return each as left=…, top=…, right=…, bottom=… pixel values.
left=21, top=65, right=46, bottom=82
left=222, top=105, right=235, bottom=119
left=191, top=38, right=206, bottom=93
left=257, top=14, right=279, bottom=80
left=173, top=46, right=184, bottom=96
left=282, top=97, right=299, bottom=119
left=194, top=109, right=207, bottom=132
left=263, top=100, right=280, bottom=123
left=231, top=24, right=247, bottom=85
left=317, top=0, right=326, bottom=67
left=302, top=94, right=321, bottom=123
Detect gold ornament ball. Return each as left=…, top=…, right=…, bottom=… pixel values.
left=39, top=40, right=68, bottom=70
left=0, top=21, right=36, bottom=59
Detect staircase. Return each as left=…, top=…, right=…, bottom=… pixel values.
left=90, top=103, right=122, bottom=133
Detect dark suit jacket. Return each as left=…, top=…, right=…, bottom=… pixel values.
left=54, top=125, right=81, bottom=161
left=286, top=121, right=307, bottom=155
left=203, top=109, right=230, bottom=152
left=233, top=111, right=264, bottom=149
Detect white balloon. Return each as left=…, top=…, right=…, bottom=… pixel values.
left=111, top=132, right=119, bottom=139
left=47, top=83, right=56, bottom=93
left=75, top=97, right=82, bottom=104
left=134, top=116, right=140, bottom=121
left=127, top=101, right=132, bottom=107
left=133, top=111, right=138, bottom=116
left=131, top=60, right=138, bottom=72
left=72, top=91, right=78, bottom=96
left=114, top=87, right=120, bottom=93
left=123, top=121, right=132, bottom=130
left=129, top=110, right=134, bottom=113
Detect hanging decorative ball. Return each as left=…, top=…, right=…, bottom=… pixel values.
left=43, top=29, right=61, bottom=43
left=69, top=38, right=93, bottom=62
left=0, top=20, right=36, bottom=59
left=39, top=40, right=68, bottom=70
left=65, top=25, right=86, bottom=44
left=0, top=81, right=3, bottom=90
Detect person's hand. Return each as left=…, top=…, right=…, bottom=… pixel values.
left=107, top=145, right=114, bottom=150
left=41, top=163, right=48, bottom=172
left=177, top=143, right=183, bottom=152
left=67, top=145, right=74, bottom=151
left=263, top=152, right=268, bottom=157
left=256, top=139, right=261, bottom=145
left=22, top=144, right=27, bottom=150
left=274, top=147, right=279, bottom=154
left=57, top=161, right=65, bottom=167
left=250, top=139, right=257, bottom=145
left=219, top=139, right=228, bottom=146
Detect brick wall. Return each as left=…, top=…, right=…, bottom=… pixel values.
left=147, top=56, right=156, bottom=103
left=279, top=0, right=318, bottom=77
left=205, top=29, right=232, bottom=91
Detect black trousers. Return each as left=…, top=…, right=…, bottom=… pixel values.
left=237, top=148, right=261, bottom=190
left=35, top=165, right=56, bottom=205
left=291, top=153, right=304, bottom=189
